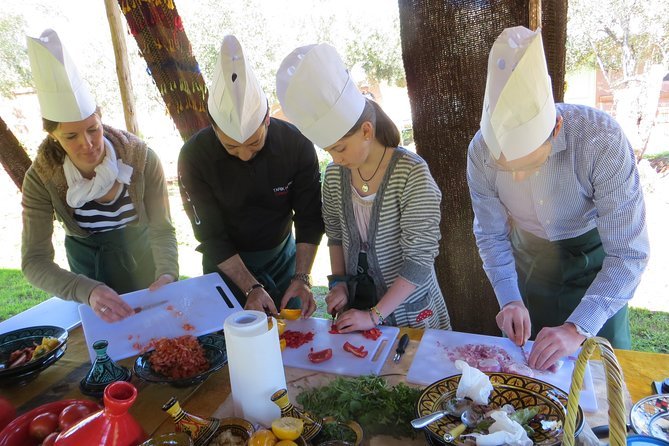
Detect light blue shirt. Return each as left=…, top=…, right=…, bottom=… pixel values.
left=467, top=103, right=650, bottom=335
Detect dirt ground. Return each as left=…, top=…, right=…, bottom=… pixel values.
left=1, top=160, right=667, bottom=312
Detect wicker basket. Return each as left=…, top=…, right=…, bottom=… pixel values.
left=563, top=336, right=627, bottom=446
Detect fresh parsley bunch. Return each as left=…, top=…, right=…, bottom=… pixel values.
left=295, top=375, right=422, bottom=439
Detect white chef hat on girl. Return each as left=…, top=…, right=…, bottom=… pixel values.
left=26, top=29, right=96, bottom=123
left=276, top=43, right=366, bottom=149
left=208, top=35, right=268, bottom=144
left=480, top=26, right=556, bottom=161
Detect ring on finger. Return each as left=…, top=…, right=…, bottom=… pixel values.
left=100, top=306, right=108, bottom=313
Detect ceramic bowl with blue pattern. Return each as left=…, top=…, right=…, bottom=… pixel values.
left=133, top=333, right=227, bottom=387
left=0, top=325, right=68, bottom=386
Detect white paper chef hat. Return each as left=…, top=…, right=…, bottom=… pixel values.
left=480, top=26, right=556, bottom=161
left=276, top=43, right=366, bottom=149
left=207, top=35, right=268, bottom=144
left=26, top=29, right=97, bottom=123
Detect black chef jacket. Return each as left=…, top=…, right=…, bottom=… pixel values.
left=178, top=118, right=324, bottom=272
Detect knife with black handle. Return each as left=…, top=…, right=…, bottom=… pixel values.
left=393, top=333, right=410, bottom=363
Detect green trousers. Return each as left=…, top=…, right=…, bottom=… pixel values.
left=65, top=225, right=156, bottom=295
left=511, top=226, right=631, bottom=349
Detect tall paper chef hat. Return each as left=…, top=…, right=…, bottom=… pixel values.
left=276, top=43, right=366, bottom=149
left=480, top=26, right=556, bottom=161
left=26, top=29, right=97, bottom=123
left=208, top=35, right=268, bottom=144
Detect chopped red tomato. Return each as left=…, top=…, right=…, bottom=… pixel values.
left=343, top=341, right=368, bottom=358
left=362, top=328, right=382, bottom=340
left=308, top=348, right=333, bottom=363
left=280, top=330, right=315, bottom=348
left=182, top=323, right=195, bottom=331
left=328, top=326, right=340, bottom=334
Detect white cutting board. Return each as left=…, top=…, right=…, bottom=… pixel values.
left=79, top=273, right=242, bottom=362
left=281, top=318, right=399, bottom=376
left=407, top=329, right=598, bottom=412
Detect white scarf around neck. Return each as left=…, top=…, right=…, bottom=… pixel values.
left=64, top=136, right=133, bottom=208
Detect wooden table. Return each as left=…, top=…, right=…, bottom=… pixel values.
left=3, top=326, right=668, bottom=439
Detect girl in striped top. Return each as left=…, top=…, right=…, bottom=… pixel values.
left=277, top=43, right=450, bottom=331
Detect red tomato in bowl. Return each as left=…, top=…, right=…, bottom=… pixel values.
left=42, top=431, right=59, bottom=446
left=28, top=412, right=58, bottom=440
left=58, top=403, right=94, bottom=432
left=0, top=397, right=16, bottom=431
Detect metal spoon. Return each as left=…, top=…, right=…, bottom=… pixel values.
left=443, top=408, right=482, bottom=443
left=411, top=397, right=473, bottom=429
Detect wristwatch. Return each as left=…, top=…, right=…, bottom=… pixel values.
left=291, top=272, right=312, bottom=288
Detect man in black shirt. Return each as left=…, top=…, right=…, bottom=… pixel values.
left=178, top=35, right=324, bottom=316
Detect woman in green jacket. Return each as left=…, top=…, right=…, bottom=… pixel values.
left=21, top=29, right=178, bottom=322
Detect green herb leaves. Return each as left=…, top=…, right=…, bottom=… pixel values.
left=295, top=375, right=422, bottom=439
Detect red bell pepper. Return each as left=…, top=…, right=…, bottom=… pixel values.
left=343, top=341, right=369, bottom=358
left=308, top=348, right=333, bottom=363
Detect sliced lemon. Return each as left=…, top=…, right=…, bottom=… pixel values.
left=279, top=308, right=302, bottom=321
left=271, top=417, right=304, bottom=441
left=248, top=428, right=278, bottom=446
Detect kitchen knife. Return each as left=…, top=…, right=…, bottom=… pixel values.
left=133, top=300, right=168, bottom=314
left=393, top=333, right=410, bottom=363
left=521, top=342, right=531, bottom=365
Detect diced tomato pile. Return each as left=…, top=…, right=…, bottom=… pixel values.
left=280, top=330, right=314, bottom=349
left=307, top=347, right=332, bottom=363
left=149, top=335, right=209, bottom=379
left=343, top=341, right=368, bottom=358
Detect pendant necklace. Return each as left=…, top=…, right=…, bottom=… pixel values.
left=358, top=147, right=387, bottom=193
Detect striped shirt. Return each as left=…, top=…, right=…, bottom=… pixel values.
left=467, top=103, right=650, bottom=335
left=73, top=184, right=138, bottom=233
left=323, top=147, right=451, bottom=329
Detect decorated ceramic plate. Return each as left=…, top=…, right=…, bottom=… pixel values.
left=631, top=394, right=669, bottom=441
left=0, top=325, right=68, bottom=386
left=134, top=334, right=227, bottom=387
left=415, top=372, right=584, bottom=446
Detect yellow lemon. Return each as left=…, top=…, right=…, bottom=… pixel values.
left=276, top=441, right=298, bottom=446
left=280, top=338, right=287, bottom=351
left=279, top=309, right=302, bottom=321
left=248, top=429, right=278, bottom=446
left=271, top=417, right=304, bottom=441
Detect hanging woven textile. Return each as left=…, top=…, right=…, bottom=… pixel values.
left=118, top=0, right=209, bottom=141
left=397, top=0, right=567, bottom=335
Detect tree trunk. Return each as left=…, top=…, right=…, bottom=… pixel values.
left=117, top=0, right=209, bottom=141
left=0, top=116, right=32, bottom=191
left=397, top=0, right=567, bottom=334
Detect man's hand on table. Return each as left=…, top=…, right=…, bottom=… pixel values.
left=280, top=280, right=316, bottom=318
left=528, top=323, right=585, bottom=370
left=89, top=284, right=134, bottom=322
left=496, top=301, right=531, bottom=346
left=244, top=287, right=278, bottom=315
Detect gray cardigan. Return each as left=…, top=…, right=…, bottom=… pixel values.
left=322, top=147, right=451, bottom=329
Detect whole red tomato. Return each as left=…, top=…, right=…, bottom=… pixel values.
left=28, top=412, right=58, bottom=440
left=58, top=403, right=94, bottom=432
left=0, top=397, right=16, bottom=431
left=42, top=431, right=59, bottom=446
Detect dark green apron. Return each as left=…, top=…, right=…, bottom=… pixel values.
left=348, top=252, right=378, bottom=311
left=65, top=225, right=156, bottom=295
left=214, top=234, right=300, bottom=309
left=511, top=226, right=630, bottom=349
